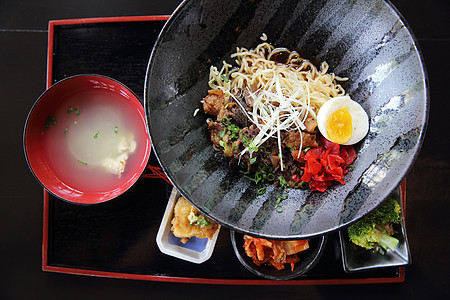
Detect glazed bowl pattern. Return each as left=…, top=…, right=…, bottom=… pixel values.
left=145, top=0, right=428, bottom=238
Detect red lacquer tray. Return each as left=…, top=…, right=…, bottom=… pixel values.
left=42, top=16, right=406, bottom=285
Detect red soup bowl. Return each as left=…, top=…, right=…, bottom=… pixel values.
left=24, top=75, right=151, bottom=204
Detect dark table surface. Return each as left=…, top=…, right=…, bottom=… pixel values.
left=1, top=0, right=449, bottom=299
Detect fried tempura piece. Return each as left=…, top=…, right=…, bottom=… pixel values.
left=171, top=196, right=219, bottom=244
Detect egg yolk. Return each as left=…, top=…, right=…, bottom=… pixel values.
left=326, top=107, right=352, bottom=144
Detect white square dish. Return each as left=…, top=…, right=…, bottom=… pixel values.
left=156, top=187, right=220, bottom=264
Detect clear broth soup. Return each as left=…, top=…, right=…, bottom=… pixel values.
left=42, top=90, right=147, bottom=194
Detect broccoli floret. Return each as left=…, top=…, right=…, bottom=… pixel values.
left=347, top=197, right=401, bottom=253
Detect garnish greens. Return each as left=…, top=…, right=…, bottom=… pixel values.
left=242, top=164, right=274, bottom=185
left=188, top=211, right=211, bottom=227
left=242, top=136, right=258, bottom=156
left=114, top=126, right=118, bottom=134
left=43, top=116, right=57, bottom=133
left=77, top=159, right=87, bottom=165
left=220, top=74, right=230, bottom=83
left=228, top=124, right=240, bottom=139
left=93, top=131, right=100, bottom=139
left=218, top=117, right=242, bottom=153
left=231, top=74, right=316, bottom=171
left=221, top=117, right=240, bottom=139
left=273, top=176, right=289, bottom=213
left=257, top=187, right=267, bottom=195
left=67, top=107, right=80, bottom=115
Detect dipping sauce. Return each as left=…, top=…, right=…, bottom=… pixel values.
left=42, top=90, right=148, bottom=194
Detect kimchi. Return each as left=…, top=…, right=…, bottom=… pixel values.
left=243, top=235, right=309, bottom=271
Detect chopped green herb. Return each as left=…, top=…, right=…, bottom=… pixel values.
left=219, top=129, right=226, bottom=139
left=303, top=147, right=311, bottom=153
left=278, top=176, right=288, bottom=188
left=64, top=128, right=68, bottom=135
left=227, top=124, right=240, bottom=139
left=249, top=157, right=257, bottom=165
left=42, top=116, right=57, bottom=133
left=93, top=131, right=100, bottom=139
left=257, top=187, right=267, bottom=195
left=221, top=117, right=232, bottom=125
left=114, top=126, right=118, bottom=134
left=77, top=159, right=87, bottom=165
left=242, top=136, right=259, bottom=155
left=67, top=107, right=80, bottom=115
left=220, top=117, right=241, bottom=140
left=188, top=211, right=211, bottom=227
left=74, top=121, right=77, bottom=125
left=274, top=202, right=282, bottom=212
left=258, top=146, right=270, bottom=154
left=272, top=176, right=289, bottom=213
left=220, top=74, right=230, bottom=83
left=244, top=165, right=274, bottom=185
left=348, top=164, right=354, bottom=171
left=273, top=190, right=288, bottom=213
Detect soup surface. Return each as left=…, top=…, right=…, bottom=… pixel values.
left=42, top=90, right=147, bottom=193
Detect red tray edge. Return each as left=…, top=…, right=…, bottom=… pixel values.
left=41, top=263, right=405, bottom=285
left=42, top=15, right=406, bottom=285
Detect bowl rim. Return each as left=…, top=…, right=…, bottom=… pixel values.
left=23, top=74, right=152, bottom=205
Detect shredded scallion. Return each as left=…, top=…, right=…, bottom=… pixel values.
left=67, top=107, right=80, bottom=115
left=42, top=116, right=57, bottom=133
left=231, top=73, right=315, bottom=171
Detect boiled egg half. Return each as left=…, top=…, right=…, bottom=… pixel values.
left=317, top=95, right=369, bottom=145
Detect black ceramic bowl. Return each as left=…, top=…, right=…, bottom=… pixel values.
left=230, top=231, right=327, bottom=280
left=144, top=0, right=428, bottom=239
